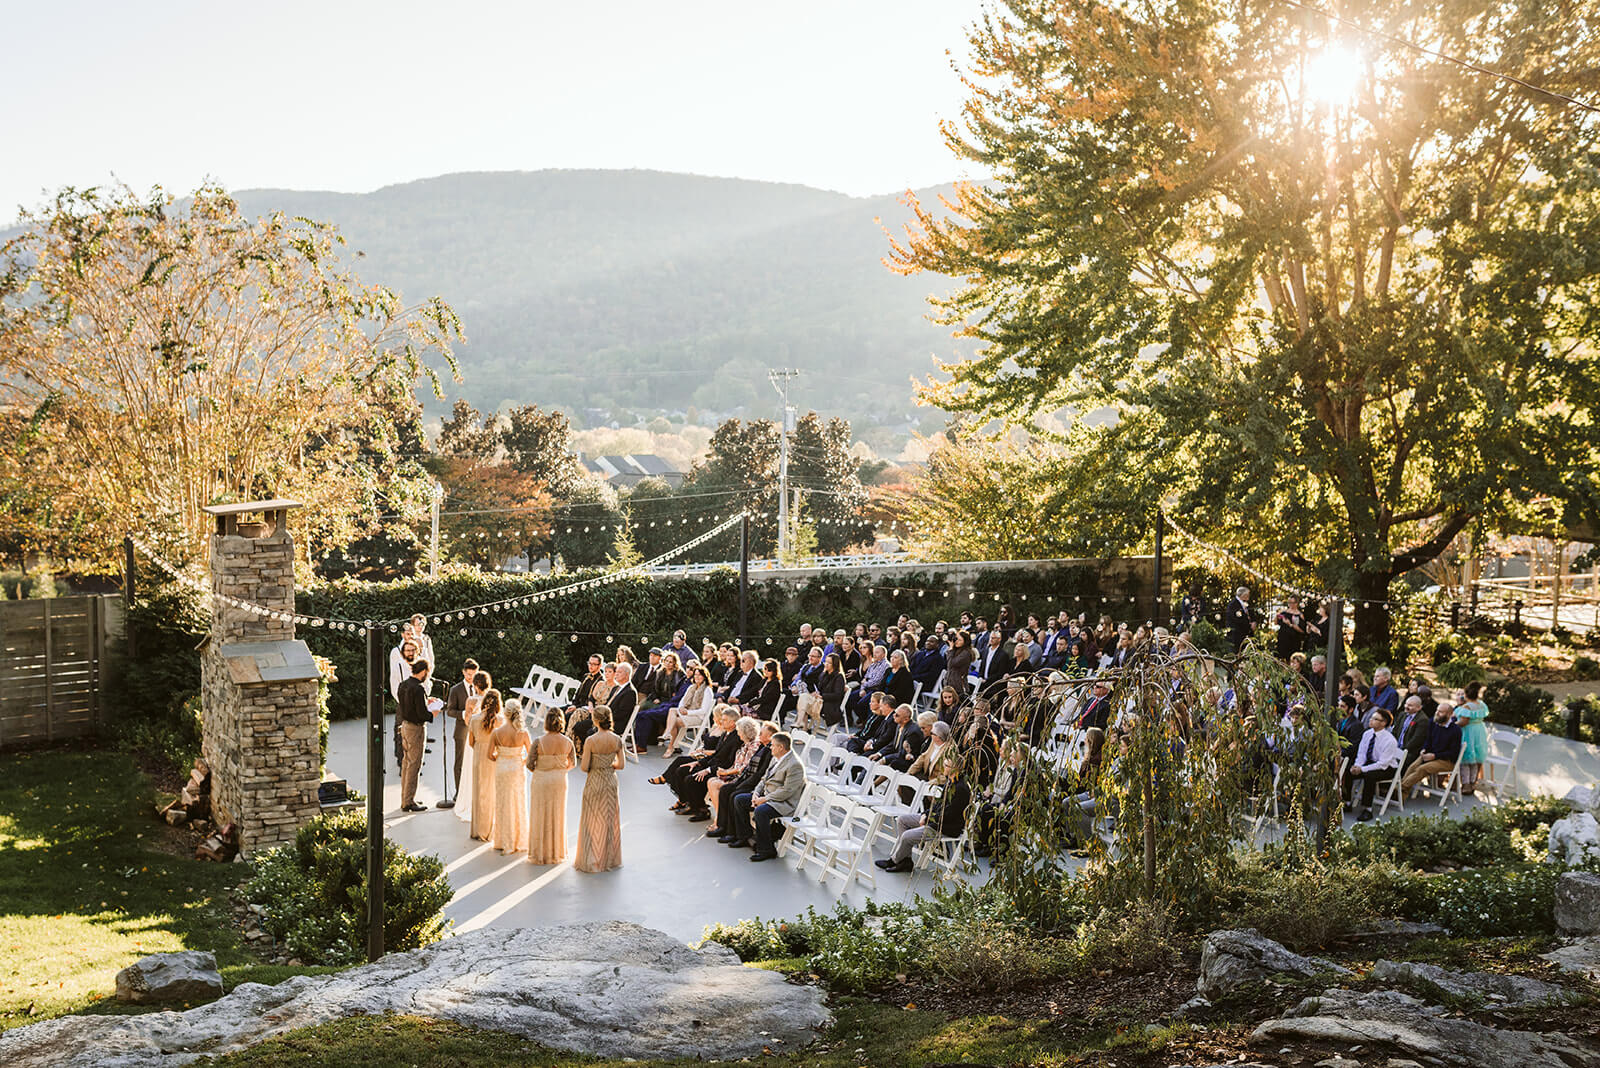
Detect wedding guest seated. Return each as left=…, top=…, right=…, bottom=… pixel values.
left=974, top=739, right=1026, bottom=857
left=1342, top=707, right=1401, bottom=821
left=836, top=691, right=895, bottom=755
left=777, top=646, right=804, bottom=718
left=661, top=663, right=717, bottom=756
left=701, top=715, right=762, bottom=825
left=567, top=654, right=605, bottom=712
left=750, top=657, right=784, bottom=722
left=656, top=705, right=735, bottom=793
left=673, top=707, right=744, bottom=818
left=843, top=642, right=891, bottom=720
left=910, top=634, right=946, bottom=692
left=907, top=720, right=955, bottom=781
left=1399, top=701, right=1462, bottom=792
left=710, top=720, right=777, bottom=840
left=631, top=650, right=690, bottom=751
left=721, top=650, right=762, bottom=708
left=872, top=703, right=925, bottom=771
left=875, top=766, right=971, bottom=874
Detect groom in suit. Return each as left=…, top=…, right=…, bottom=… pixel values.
left=727, top=733, right=806, bottom=860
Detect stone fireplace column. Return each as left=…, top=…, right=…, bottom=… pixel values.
left=199, top=500, right=323, bottom=856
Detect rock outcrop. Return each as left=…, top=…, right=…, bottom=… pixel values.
left=1556, top=871, right=1600, bottom=937
left=1195, top=929, right=1350, bottom=1000
left=1370, top=958, right=1579, bottom=1008
left=1254, top=988, right=1599, bottom=1067
left=113, top=952, right=224, bottom=1005
left=1550, top=813, right=1600, bottom=870
left=0, top=922, right=830, bottom=1068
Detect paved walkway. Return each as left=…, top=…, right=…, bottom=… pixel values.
left=328, top=717, right=915, bottom=944
left=326, top=716, right=1504, bottom=943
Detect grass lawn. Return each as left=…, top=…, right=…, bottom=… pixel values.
left=209, top=999, right=1211, bottom=1067
left=0, top=745, right=324, bottom=1030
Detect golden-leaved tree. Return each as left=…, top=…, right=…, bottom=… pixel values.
left=0, top=184, right=462, bottom=571
left=890, top=0, right=1600, bottom=650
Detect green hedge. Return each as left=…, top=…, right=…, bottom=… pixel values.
left=296, top=562, right=1127, bottom=720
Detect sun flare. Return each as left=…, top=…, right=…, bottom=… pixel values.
left=1305, top=44, right=1364, bottom=106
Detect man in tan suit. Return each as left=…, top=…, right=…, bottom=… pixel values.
left=727, top=733, right=805, bottom=860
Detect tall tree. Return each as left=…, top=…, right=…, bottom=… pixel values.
left=0, top=184, right=461, bottom=570
left=682, top=412, right=868, bottom=558
left=501, top=403, right=580, bottom=499
left=787, top=411, right=870, bottom=554
left=889, top=0, right=1600, bottom=649
left=436, top=400, right=499, bottom=465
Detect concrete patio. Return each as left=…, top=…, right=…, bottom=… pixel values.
left=326, top=712, right=1567, bottom=944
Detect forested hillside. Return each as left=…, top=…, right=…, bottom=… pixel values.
left=233, top=170, right=961, bottom=426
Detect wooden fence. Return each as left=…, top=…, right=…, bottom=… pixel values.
left=0, top=595, right=120, bottom=749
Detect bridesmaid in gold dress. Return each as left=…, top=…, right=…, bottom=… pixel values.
left=489, top=698, right=531, bottom=854
left=467, top=689, right=503, bottom=842
left=574, top=705, right=624, bottom=873
left=525, top=708, right=575, bottom=864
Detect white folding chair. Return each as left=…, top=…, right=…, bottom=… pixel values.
left=618, top=703, right=643, bottom=763
left=817, top=800, right=881, bottom=889
left=914, top=806, right=974, bottom=884
left=776, top=784, right=823, bottom=859
left=793, top=794, right=854, bottom=876
left=848, top=764, right=899, bottom=808
left=677, top=692, right=716, bottom=753
left=875, top=776, right=930, bottom=851
left=1415, top=749, right=1465, bottom=809
left=796, top=736, right=829, bottom=780
left=1481, top=730, right=1524, bottom=800
left=1375, top=757, right=1409, bottom=818
left=819, top=752, right=869, bottom=792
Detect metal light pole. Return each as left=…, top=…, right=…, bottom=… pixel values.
left=1324, top=597, right=1342, bottom=711
left=1152, top=509, right=1165, bottom=625
left=428, top=482, right=443, bottom=581
left=365, top=624, right=386, bottom=962
left=769, top=369, right=799, bottom=559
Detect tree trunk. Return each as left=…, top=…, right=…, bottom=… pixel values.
left=1351, top=570, right=1393, bottom=657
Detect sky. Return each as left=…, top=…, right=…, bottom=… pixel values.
left=3, top=0, right=986, bottom=219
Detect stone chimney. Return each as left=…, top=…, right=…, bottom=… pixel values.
left=199, top=500, right=323, bottom=856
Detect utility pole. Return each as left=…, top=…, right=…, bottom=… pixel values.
left=429, top=482, right=443, bottom=581
left=738, top=512, right=750, bottom=645
left=768, top=369, right=799, bottom=559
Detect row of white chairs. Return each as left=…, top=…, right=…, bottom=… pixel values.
left=1374, top=727, right=1525, bottom=818
left=775, top=731, right=973, bottom=891
left=512, top=663, right=583, bottom=712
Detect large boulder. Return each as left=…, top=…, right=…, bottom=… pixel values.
left=1370, top=958, right=1579, bottom=1008
left=1195, top=929, right=1349, bottom=1001
left=0, top=922, right=830, bottom=1068
left=1254, top=988, right=1600, bottom=1067
left=1556, top=871, right=1600, bottom=937
left=113, top=952, right=224, bottom=1005
left=1550, top=813, right=1600, bottom=869
left=1544, top=935, right=1600, bottom=980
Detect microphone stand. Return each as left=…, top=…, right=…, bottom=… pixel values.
left=436, top=707, right=456, bottom=808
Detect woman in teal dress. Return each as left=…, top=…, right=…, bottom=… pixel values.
left=1455, top=680, right=1490, bottom=794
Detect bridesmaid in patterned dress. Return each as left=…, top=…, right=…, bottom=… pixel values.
left=574, top=705, right=624, bottom=873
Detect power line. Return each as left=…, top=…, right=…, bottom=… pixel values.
left=1283, top=0, right=1600, bottom=114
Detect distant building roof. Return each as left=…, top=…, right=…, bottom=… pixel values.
left=577, top=453, right=685, bottom=489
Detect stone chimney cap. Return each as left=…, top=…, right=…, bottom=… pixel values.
left=218, top=639, right=321, bottom=684
left=203, top=499, right=303, bottom=516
